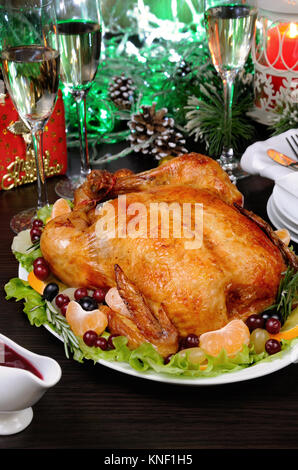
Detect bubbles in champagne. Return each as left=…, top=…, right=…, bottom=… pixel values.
left=1, top=45, right=60, bottom=129
left=56, top=20, right=102, bottom=90
left=205, top=5, right=257, bottom=77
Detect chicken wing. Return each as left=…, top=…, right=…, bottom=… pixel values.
left=74, top=153, right=243, bottom=207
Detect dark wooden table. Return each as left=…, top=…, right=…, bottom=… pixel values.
left=0, top=149, right=297, bottom=450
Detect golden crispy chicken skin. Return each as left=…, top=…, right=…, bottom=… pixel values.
left=41, top=154, right=289, bottom=354
left=74, top=153, right=243, bottom=207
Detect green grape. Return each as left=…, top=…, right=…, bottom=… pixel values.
left=179, top=347, right=206, bottom=365
left=250, top=328, right=270, bottom=354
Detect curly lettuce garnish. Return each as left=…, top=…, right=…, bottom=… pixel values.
left=5, top=207, right=298, bottom=378
left=4, top=277, right=298, bottom=378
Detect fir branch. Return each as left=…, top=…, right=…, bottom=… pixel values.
left=266, top=268, right=298, bottom=323
left=184, top=86, right=255, bottom=156
left=270, top=102, right=298, bottom=136
left=183, top=69, right=255, bottom=157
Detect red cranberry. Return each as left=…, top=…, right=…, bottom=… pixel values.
left=31, top=234, right=41, bottom=244
left=74, top=287, right=89, bottom=301
left=83, top=330, right=98, bottom=347
left=60, top=303, right=69, bottom=316
left=184, top=334, right=199, bottom=349
left=33, top=257, right=47, bottom=269
left=245, top=314, right=265, bottom=332
left=266, top=318, right=281, bottom=335
left=93, top=287, right=108, bottom=304
left=94, top=336, right=108, bottom=350
left=107, top=334, right=119, bottom=349
left=265, top=339, right=281, bottom=355
left=30, top=227, right=42, bottom=241
left=34, top=264, right=50, bottom=281
left=55, top=294, right=70, bottom=308
left=32, top=219, right=44, bottom=228
left=164, top=354, right=174, bottom=365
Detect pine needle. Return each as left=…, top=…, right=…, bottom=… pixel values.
left=45, top=300, right=80, bottom=359
left=265, top=268, right=298, bottom=323
left=184, top=76, right=255, bottom=157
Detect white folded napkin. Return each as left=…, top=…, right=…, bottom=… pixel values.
left=240, top=129, right=298, bottom=182
left=241, top=129, right=298, bottom=224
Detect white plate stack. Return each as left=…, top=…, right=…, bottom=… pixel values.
left=240, top=129, right=298, bottom=244
left=267, top=173, right=298, bottom=243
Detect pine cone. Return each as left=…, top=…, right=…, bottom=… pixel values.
left=128, top=102, right=187, bottom=159
left=108, top=73, right=136, bottom=110
left=152, top=128, right=187, bottom=160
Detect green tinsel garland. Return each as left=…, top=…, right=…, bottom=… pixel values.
left=62, top=33, right=296, bottom=161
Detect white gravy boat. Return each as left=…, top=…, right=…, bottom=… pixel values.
left=0, top=333, right=61, bottom=435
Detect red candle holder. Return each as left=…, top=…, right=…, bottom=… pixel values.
left=250, top=0, right=298, bottom=125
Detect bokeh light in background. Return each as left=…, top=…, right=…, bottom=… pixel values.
left=61, top=0, right=208, bottom=148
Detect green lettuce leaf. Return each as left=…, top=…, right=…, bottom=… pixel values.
left=5, top=278, right=47, bottom=326
left=13, top=204, right=55, bottom=271
left=77, top=336, right=132, bottom=364
left=14, top=248, right=42, bottom=272
left=5, top=264, right=298, bottom=378
left=37, top=204, right=53, bottom=224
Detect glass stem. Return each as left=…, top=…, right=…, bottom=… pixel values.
left=222, top=73, right=235, bottom=157
left=31, top=129, right=48, bottom=210
left=75, top=91, right=90, bottom=180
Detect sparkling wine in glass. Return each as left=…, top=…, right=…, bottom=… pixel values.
left=0, top=0, right=60, bottom=233
left=53, top=0, right=102, bottom=200
left=205, top=2, right=257, bottom=181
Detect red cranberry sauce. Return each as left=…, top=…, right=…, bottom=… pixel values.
left=0, top=344, right=43, bottom=380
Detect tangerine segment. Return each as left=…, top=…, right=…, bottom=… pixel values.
left=271, top=325, right=298, bottom=342
left=199, top=319, right=250, bottom=357
left=28, top=270, right=67, bottom=295
left=28, top=270, right=46, bottom=295
left=105, top=287, right=130, bottom=316
left=51, top=198, right=71, bottom=219
left=66, top=300, right=108, bottom=337
left=275, top=229, right=290, bottom=246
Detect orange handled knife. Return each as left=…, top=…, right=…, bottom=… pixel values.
left=267, top=149, right=298, bottom=171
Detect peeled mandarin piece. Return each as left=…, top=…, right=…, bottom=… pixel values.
left=66, top=300, right=108, bottom=337
left=269, top=306, right=298, bottom=341
left=275, top=228, right=290, bottom=246
left=271, top=325, right=298, bottom=342
left=105, top=287, right=130, bottom=316
left=28, top=270, right=46, bottom=295
left=199, top=319, right=250, bottom=357
left=51, top=198, right=72, bottom=219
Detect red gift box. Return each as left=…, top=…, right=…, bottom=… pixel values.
left=0, top=88, right=67, bottom=190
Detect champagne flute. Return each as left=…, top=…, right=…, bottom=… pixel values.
left=205, top=1, right=257, bottom=181
left=53, top=0, right=102, bottom=199
left=0, top=0, right=60, bottom=233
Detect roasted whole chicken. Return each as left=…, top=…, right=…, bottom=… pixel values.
left=41, top=153, right=297, bottom=357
